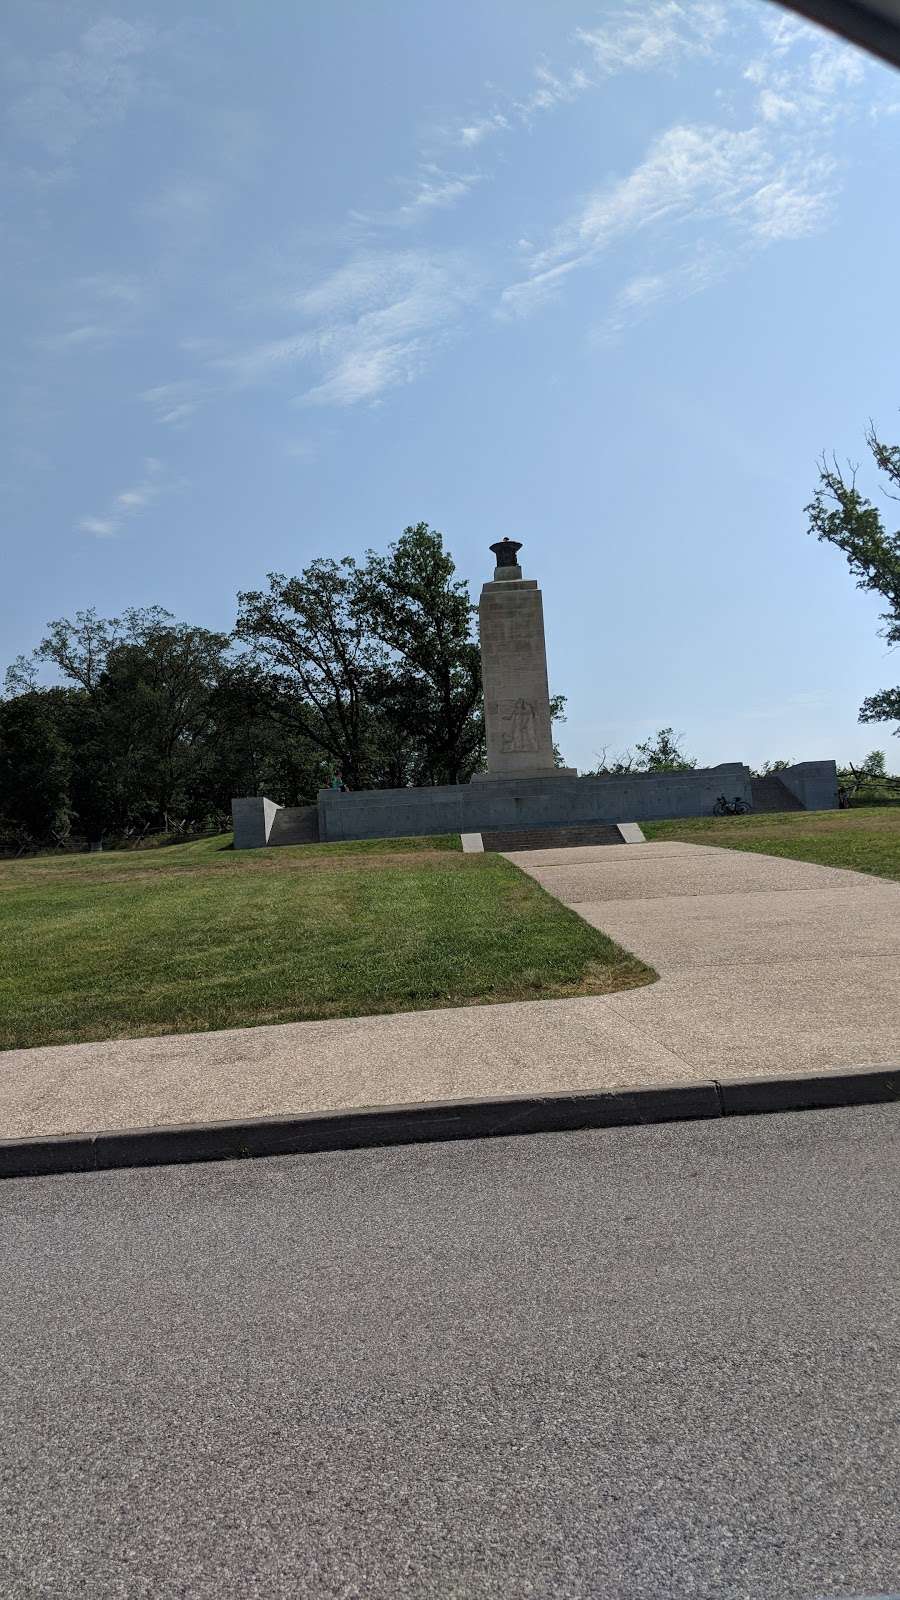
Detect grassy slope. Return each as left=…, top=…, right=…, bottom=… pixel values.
left=0, top=834, right=654, bottom=1051
left=644, top=805, right=900, bottom=882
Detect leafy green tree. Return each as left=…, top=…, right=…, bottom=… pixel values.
left=235, top=558, right=379, bottom=789
left=91, top=620, right=232, bottom=829
left=236, top=526, right=486, bottom=789
left=633, top=726, right=697, bottom=772
left=858, top=749, right=887, bottom=779
left=355, top=524, right=482, bottom=784
left=204, top=656, right=333, bottom=808
left=752, top=758, right=793, bottom=777
left=807, top=422, right=900, bottom=737
left=0, top=692, right=71, bottom=846
left=14, top=608, right=236, bottom=841
left=590, top=726, right=697, bottom=776
left=549, top=694, right=568, bottom=769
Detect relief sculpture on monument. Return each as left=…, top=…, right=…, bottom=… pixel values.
left=500, top=698, right=538, bottom=753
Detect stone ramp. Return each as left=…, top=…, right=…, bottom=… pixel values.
left=750, top=774, right=805, bottom=813
left=267, top=804, right=319, bottom=846
left=481, top=822, right=624, bottom=852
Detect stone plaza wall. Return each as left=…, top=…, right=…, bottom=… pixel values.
left=776, top=760, right=838, bottom=812
left=231, top=798, right=319, bottom=848
left=231, top=795, right=281, bottom=850
left=316, top=764, right=753, bottom=843
left=232, top=760, right=840, bottom=848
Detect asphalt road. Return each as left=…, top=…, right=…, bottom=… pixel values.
left=1, top=1106, right=899, bottom=1600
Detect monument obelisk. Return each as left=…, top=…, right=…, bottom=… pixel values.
left=475, top=538, right=574, bottom=780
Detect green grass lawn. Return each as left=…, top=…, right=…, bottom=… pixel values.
left=0, top=833, right=654, bottom=1051
left=644, top=804, right=900, bottom=882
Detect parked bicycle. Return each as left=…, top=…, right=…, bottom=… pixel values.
left=713, top=794, right=753, bottom=816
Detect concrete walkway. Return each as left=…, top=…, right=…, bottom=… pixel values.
left=509, top=840, right=900, bottom=1077
left=1, top=843, right=898, bottom=1140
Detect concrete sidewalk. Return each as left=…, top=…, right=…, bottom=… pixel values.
left=509, top=841, right=900, bottom=1077
left=1, top=842, right=898, bottom=1141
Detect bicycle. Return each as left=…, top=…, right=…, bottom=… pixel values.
left=713, top=794, right=753, bottom=816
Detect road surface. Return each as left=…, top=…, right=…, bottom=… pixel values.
left=1, top=1105, right=898, bottom=1598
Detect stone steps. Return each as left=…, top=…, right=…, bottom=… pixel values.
left=750, top=775, right=805, bottom=814
left=481, top=823, right=625, bottom=852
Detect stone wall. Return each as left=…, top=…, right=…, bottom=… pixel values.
left=317, top=764, right=754, bottom=843
left=233, top=760, right=839, bottom=849
left=231, top=797, right=319, bottom=848
left=776, top=760, right=838, bottom=812
left=231, top=795, right=281, bottom=850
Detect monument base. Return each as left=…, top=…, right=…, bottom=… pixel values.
left=232, top=761, right=839, bottom=847
left=315, top=767, right=753, bottom=843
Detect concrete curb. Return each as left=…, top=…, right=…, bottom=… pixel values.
left=1, top=1066, right=898, bottom=1179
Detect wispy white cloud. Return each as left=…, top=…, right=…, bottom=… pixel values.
left=305, top=252, right=480, bottom=406
left=499, top=123, right=785, bottom=318
left=40, top=272, right=149, bottom=352
left=119, top=0, right=882, bottom=439
left=758, top=9, right=821, bottom=56
left=594, top=243, right=729, bottom=342
left=141, top=380, right=211, bottom=426
left=214, top=250, right=480, bottom=408
left=514, top=61, right=592, bottom=121
left=442, top=0, right=726, bottom=152
left=457, top=114, right=509, bottom=148
left=744, top=33, right=865, bottom=123
left=354, top=164, right=484, bottom=227
left=134, top=177, right=224, bottom=238
left=43, top=322, right=111, bottom=351
left=76, top=458, right=167, bottom=538
left=575, top=1, right=726, bottom=77
left=393, top=165, right=483, bottom=223
left=7, top=18, right=154, bottom=160
left=499, top=12, right=868, bottom=333
left=215, top=332, right=319, bottom=388
left=443, top=64, right=588, bottom=152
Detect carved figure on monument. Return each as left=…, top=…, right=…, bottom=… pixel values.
left=501, top=698, right=538, bottom=753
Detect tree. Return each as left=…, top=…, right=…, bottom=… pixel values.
left=235, top=559, right=379, bottom=790
left=0, top=692, right=71, bottom=847
left=549, top=694, right=568, bottom=769
left=633, top=726, right=697, bottom=772
left=355, top=524, right=482, bottom=784
left=11, top=608, right=237, bottom=842
left=806, top=422, right=900, bottom=737
left=591, top=727, right=696, bottom=775
left=32, top=606, right=174, bottom=695
left=857, top=749, right=887, bottom=779
left=205, top=655, right=333, bottom=809
left=90, top=619, right=233, bottom=829
left=752, top=758, right=793, bottom=777
left=236, top=526, right=486, bottom=789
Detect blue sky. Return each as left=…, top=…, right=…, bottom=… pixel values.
left=3, top=0, right=900, bottom=772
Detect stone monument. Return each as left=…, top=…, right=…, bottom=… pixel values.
left=475, top=538, right=574, bottom=780
left=231, top=537, right=839, bottom=845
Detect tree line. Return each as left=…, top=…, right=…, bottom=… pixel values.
left=0, top=524, right=487, bottom=851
